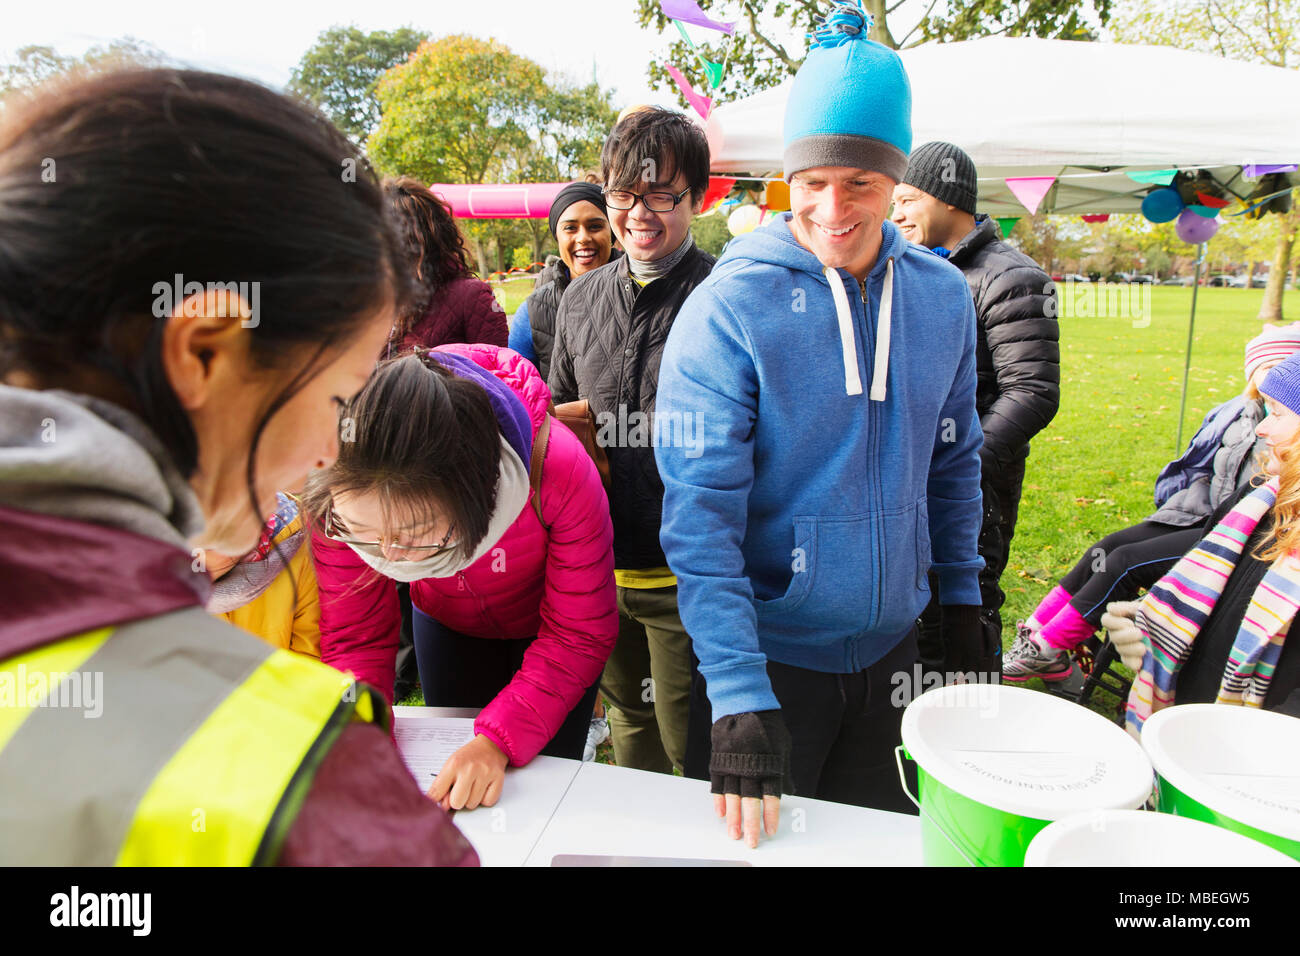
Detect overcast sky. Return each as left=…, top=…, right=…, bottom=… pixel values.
left=3, top=1, right=939, bottom=109
left=3, top=0, right=707, bottom=108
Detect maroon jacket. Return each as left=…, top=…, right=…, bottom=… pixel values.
left=399, top=276, right=508, bottom=352
left=0, top=504, right=478, bottom=867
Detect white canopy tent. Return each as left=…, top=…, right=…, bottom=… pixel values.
left=705, top=37, right=1300, bottom=216
left=706, top=36, right=1300, bottom=453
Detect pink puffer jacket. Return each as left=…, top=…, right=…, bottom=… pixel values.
left=312, top=344, right=617, bottom=766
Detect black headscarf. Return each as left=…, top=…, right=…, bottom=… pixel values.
left=548, top=182, right=607, bottom=238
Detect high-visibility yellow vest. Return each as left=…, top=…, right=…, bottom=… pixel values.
left=0, top=605, right=383, bottom=866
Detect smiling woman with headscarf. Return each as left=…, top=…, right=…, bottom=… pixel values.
left=508, top=182, right=619, bottom=379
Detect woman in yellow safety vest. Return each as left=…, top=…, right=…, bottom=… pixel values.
left=0, top=67, right=477, bottom=866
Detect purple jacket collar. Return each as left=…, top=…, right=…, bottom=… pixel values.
left=425, top=350, right=533, bottom=464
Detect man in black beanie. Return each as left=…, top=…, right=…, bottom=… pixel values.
left=892, top=141, right=1061, bottom=684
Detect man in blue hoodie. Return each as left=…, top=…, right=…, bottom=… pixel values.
left=655, top=0, right=985, bottom=846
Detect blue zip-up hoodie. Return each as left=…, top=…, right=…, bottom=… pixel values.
left=655, top=214, right=984, bottom=720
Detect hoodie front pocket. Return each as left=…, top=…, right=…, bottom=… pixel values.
left=755, top=514, right=877, bottom=629
left=753, top=517, right=817, bottom=615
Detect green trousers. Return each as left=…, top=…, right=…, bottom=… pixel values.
left=601, top=585, right=694, bottom=775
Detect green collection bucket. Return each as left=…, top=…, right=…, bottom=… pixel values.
left=1141, top=705, right=1300, bottom=860
left=1024, top=809, right=1298, bottom=866
left=897, top=684, right=1153, bottom=867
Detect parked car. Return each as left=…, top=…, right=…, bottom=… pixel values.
left=1250, top=275, right=1269, bottom=288
left=1206, top=274, right=1235, bottom=287
left=1131, top=274, right=1156, bottom=284
left=1161, top=275, right=1194, bottom=286
left=1106, top=271, right=1133, bottom=283
left=1227, top=275, right=1247, bottom=288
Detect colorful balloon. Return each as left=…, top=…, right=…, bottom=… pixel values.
left=727, top=204, right=762, bottom=236
left=1175, top=207, right=1220, bottom=243
left=1141, top=187, right=1184, bottom=224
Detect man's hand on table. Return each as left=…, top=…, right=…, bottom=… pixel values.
left=427, top=734, right=508, bottom=812
left=708, top=710, right=791, bottom=848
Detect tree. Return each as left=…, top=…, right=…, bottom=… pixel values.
left=632, top=0, right=1113, bottom=108
left=1, top=37, right=165, bottom=98
left=1009, top=215, right=1089, bottom=273
left=287, top=25, right=428, bottom=144
left=1110, top=0, right=1300, bottom=317
left=691, top=210, right=732, bottom=257
left=367, top=35, right=616, bottom=274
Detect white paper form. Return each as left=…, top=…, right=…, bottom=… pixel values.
left=393, top=715, right=477, bottom=790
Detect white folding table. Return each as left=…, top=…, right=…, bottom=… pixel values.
left=393, top=706, right=923, bottom=867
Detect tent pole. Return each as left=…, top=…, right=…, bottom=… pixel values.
left=1175, top=242, right=1207, bottom=453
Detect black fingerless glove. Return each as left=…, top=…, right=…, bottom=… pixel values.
left=708, top=710, right=792, bottom=799
left=942, top=603, right=1000, bottom=680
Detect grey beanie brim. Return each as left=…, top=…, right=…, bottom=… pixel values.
left=784, top=134, right=908, bottom=184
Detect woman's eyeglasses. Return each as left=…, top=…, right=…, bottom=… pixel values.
left=323, top=501, right=457, bottom=555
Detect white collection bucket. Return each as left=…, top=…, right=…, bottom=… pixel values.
left=1025, top=808, right=1298, bottom=866
left=897, top=684, right=1153, bottom=866
left=1141, top=704, right=1300, bottom=859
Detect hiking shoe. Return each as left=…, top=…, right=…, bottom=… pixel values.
left=583, top=715, right=610, bottom=762
left=1003, top=623, right=1076, bottom=683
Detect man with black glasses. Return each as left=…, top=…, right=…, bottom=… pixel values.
left=549, top=107, right=715, bottom=775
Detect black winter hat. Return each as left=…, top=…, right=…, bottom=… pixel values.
left=901, top=141, right=978, bottom=215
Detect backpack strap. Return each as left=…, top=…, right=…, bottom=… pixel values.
left=529, top=413, right=552, bottom=530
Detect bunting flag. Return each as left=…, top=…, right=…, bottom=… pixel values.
left=665, top=63, right=713, bottom=119
left=1187, top=204, right=1219, bottom=218
left=996, top=217, right=1020, bottom=238
left=700, top=176, right=737, bottom=212
left=1126, top=169, right=1178, bottom=185
left=1004, top=176, right=1055, bottom=215
left=672, top=20, right=726, bottom=88
left=1195, top=192, right=1231, bottom=209
left=1081, top=213, right=1109, bottom=223
left=1225, top=185, right=1298, bottom=217
left=1243, top=163, right=1297, bottom=179
left=661, top=0, right=735, bottom=34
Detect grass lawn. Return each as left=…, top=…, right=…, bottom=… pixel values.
left=488, top=275, right=536, bottom=318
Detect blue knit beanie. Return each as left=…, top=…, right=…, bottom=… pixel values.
left=1260, top=351, right=1300, bottom=415
left=783, top=1, right=913, bottom=183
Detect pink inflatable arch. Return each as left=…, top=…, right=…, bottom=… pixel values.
left=429, top=183, right=572, bottom=219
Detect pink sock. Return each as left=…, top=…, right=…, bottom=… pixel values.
left=1028, top=585, right=1072, bottom=631
left=1038, top=601, right=1097, bottom=650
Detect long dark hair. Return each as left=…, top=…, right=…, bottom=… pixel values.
left=302, top=353, right=502, bottom=558
left=384, top=177, right=476, bottom=340
left=0, top=67, right=412, bottom=504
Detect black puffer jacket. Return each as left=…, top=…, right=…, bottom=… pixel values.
left=526, top=265, right=568, bottom=383
left=526, top=251, right=623, bottom=382
left=947, top=216, right=1060, bottom=468
left=548, top=246, right=715, bottom=569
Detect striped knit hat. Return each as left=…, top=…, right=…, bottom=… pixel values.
left=1245, top=323, right=1300, bottom=382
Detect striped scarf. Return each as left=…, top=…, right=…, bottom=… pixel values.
left=1127, top=477, right=1300, bottom=735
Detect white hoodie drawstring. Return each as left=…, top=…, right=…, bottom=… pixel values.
left=870, top=257, right=894, bottom=402
left=823, top=266, right=862, bottom=396
left=823, top=257, right=894, bottom=401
